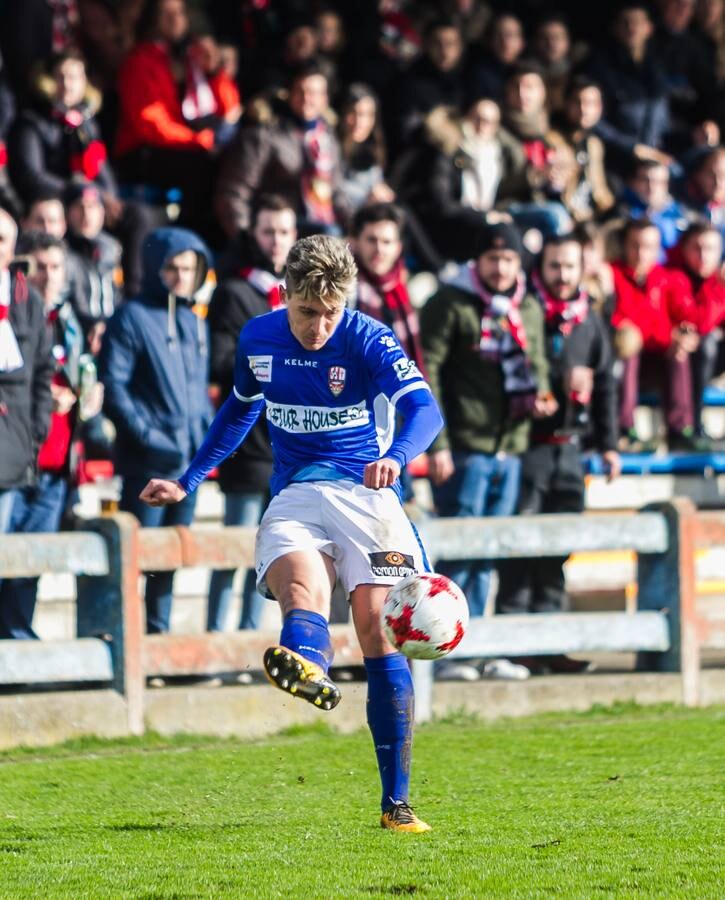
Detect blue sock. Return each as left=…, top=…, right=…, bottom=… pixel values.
left=364, top=654, right=414, bottom=810
left=279, top=609, right=333, bottom=673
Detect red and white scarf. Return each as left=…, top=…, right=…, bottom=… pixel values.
left=0, top=271, right=23, bottom=373
left=240, top=267, right=284, bottom=309
left=531, top=270, right=590, bottom=336
left=300, top=120, right=336, bottom=225
left=447, top=262, right=538, bottom=419
left=356, top=259, right=426, bottom=375
left=181, top=56, right=218, bottom=122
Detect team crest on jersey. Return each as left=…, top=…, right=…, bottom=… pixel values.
left=327, top=366, right=346, bottom=396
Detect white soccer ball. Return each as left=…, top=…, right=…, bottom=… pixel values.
left=382, top=573, right=469, bottom=660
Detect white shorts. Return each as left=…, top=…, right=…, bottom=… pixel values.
left=255, top=479, right=428, bottom=598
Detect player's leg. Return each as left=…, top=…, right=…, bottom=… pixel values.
left=351, top=583, right=430, bottom=834
left=263, top=550, right=341, bottom=709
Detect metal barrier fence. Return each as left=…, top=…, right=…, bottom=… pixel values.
left=1, top=498, right=723, bottom=732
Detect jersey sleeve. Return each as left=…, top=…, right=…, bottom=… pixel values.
left=233, top=323, right=267, bottom=401
left=364, top=325, right=429, bottom=404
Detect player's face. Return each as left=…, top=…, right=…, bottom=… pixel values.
left=253, top=208, right=297, bottom=274
left=476, top=249, right=521, bottom=293
left=285, top=291, right=345, bottom=351
left=353, top=220, right=402, bottom=277
left=541, top=241, right=583, bottom=300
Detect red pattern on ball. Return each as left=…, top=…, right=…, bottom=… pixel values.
left=385, top=603, right=431, bottom=646
left=436, top=620, right=464, bottom=653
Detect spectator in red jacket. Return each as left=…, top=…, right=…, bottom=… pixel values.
left=612, top=218, right=701, bottom=450
left=672, top=222, right=725, bottom=438
left=115, top=0, right=241, bottom=231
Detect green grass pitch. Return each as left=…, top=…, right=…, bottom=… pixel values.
left=0, top=704, right=722, bottom=898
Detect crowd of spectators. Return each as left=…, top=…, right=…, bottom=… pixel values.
left=0, top=0, right=724, bottom=681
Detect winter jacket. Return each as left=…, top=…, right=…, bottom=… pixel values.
left=214, top=102, right=350, bottom=237
left=673, top=266, right=725, bottom=336
left=207, top=237, right=274, bottom=495
left=0, top=271, right=54, bottom=489
left=611, top=262, right=694, bottom=352
left=530, top=299, right=618, bottom=453
left=66, top=230, right=123, bottom=332
left=550, top=125, right=615, bottom=222
left=115, top=41, right=240, bottom=158
left=99, top=228, right=213, bottom=480
left=420, top=269, right=550, bottom=455
left=8, top=77, right=116, bottom=203
left=586, top=42, right=671, bottom=163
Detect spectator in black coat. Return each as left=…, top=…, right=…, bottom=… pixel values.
left=496, top=234, right=621, bottom=674
left=0, top=208, right=54, bottom=535
left=585, top=3, right=672, bottom=173
left=393, top=18, right=468, bottom=151
left=205, top=194, right=297, bottom=632
left=9, top=52, right=151, bottom=295
left=468, top=12, right=526, bottom=104
left=653, top=0, right=716, bottom=144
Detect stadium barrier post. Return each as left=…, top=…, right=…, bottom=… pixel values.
left=77, top=513, right=146, bottom=734
left=411, top=659, right=433, bottom=723
left=635, top=498, right=700, bottom=704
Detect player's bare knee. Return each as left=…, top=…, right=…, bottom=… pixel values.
left=276, top=579, right=327, bottom=616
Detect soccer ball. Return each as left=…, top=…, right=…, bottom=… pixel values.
left=382, top=573, right=469, bottom=660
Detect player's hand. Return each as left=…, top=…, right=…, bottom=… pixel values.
left=602, top=449, right=622, bottom=483
left=364, top=457, right=401, bottom=490
left=427, top=449, right=455, bottom=485
left=139, top=479, right=187, bottom=507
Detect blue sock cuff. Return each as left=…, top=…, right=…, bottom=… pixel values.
left=364, top=653, right=410, bottom=673
left=284, top=609, right=328, bottom=629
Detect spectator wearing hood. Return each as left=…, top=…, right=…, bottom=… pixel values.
left=0, top=208, right=54, bottom=536
left=204, top=194, right=296, bottom=634
left=420, top=222, right=552, bottom=679
left=9, top=51, right=152, bottom=295
left=99, top=226, right=212, bottom=634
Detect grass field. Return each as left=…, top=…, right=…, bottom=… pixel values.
left=0, top=704, right=722, bottom=898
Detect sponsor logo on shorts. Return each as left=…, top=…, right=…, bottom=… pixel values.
left=328, top=366, right=346, bottom=396
left=392, top=358, right=421, bottom=382
left=248, top=355, right=272, bottom=382
left=266, top=399, right=369, bottom=433
left=369, top=550, right=416, bottom=577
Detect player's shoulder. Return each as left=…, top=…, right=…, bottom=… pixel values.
left=345, top=308, right=397, bottom=351
left=239, top=308, right=286, bottom=342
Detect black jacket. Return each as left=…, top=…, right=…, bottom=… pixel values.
left=530, top=301, right=618, bottom=453
left=207, top=234, right=274, bottom=495
left=8, top=106, right=117, bottom=203
left=0, top=271, right=54, bottom=489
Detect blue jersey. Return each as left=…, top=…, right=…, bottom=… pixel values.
left=233, top=308, right=430, bottom=496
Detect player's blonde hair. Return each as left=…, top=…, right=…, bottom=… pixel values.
left=284, top=235, right=357, bottom=309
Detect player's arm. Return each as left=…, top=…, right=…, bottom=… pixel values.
left=364, top=387, right=444, bottom=489
left=363, top=329, right=444, bottom=489
left=140, top=329, right=265, bottom=506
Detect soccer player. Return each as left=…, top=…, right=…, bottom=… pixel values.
left=140, top=235, right=443, bottom=833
